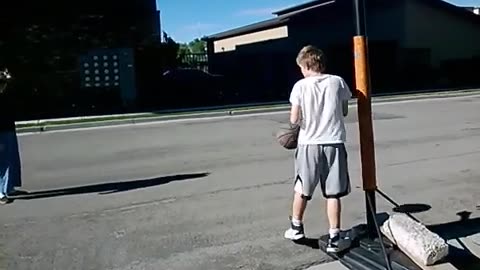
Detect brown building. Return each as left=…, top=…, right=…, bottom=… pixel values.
left=205, top=0, right=480, bottom=103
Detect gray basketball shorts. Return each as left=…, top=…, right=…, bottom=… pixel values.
left=293, top=143, right=351, bottom=199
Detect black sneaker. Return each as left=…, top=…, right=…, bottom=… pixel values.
left=284, top=220, right=305, bottom=240
left=326, top=234, right=341, bottom=253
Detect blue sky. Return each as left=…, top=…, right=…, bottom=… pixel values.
left=156, top=0, right=478, bottom=43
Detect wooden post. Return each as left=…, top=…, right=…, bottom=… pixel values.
left=353, top=0, right=378, bottom=238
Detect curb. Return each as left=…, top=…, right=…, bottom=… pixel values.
left=16, top=105, right=290, bottom=133
left=16, top=88, right=480, bottom=133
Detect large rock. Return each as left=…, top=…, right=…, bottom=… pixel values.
left=381, top=214, right=449, bottom=266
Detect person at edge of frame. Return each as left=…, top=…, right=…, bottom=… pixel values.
left=0, top=68, right=24, bottom=204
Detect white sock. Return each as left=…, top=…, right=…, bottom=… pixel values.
left=329, top=228, right=340, bottom=238
left=291, top=218, right=302, bottom=227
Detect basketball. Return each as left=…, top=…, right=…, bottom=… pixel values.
left=276, top=124, right=300, bottom=150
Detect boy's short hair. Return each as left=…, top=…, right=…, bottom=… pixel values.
left=296, top=45, right=326, bottom=73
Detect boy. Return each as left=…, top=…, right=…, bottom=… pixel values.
left=284, top=45, right=352, bottom=253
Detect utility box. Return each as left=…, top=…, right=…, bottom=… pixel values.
left=79, top=48, right=137, bottom=108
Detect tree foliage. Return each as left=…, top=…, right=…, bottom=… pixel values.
left=177, top=37, right=207, bottom=57
left=188, top=38, right=206, bottom=54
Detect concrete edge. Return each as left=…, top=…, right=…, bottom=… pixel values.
left=16, top=106, right=289, bottom=133
left=16, top=88, right=480, bottom=133
left=305, top=261, right=350, bottom=270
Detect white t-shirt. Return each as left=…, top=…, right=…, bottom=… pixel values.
left=289, top=74, right=352, bottom=145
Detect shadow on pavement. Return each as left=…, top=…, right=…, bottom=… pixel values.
left=380, top=188, right=480, bottom=269
left=11, top=172, right=210, bottom=200
left=427, top=212, right=480, bottom=270
left=293, top=194, right=480, bottom=270
left=428, top=212, right=480, bottom=240
left=293, top=238, right=320, bottom=249
left=392, top=203, right=432, bottom=214
left=376, top=189, right=432, bottom=223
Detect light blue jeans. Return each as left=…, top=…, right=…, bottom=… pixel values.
left=0, top=131, right=21, bottom=198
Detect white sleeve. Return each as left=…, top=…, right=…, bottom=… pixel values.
left=339, top=78, right=352, bottom=101
left=289, top=83, right=301, bottom=106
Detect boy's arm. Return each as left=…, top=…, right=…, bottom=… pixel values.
left=289, top=83, right=301, bottom=125
left=340, top=78, right=352, bottom=117
left=290, top=104, right=301, bottom=125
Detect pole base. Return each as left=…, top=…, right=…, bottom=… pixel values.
left=318, top=224, right=421, bottom=270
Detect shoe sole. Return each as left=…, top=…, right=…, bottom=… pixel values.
left=326, top=247, right=339, bottom=253
left=327, top=242, right=352, bottom=253
left=285, top=234, right=305, bottom=241
left=0, top=196, right=11, bottom=204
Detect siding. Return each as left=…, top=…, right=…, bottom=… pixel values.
left=213, top=26, right=289, bottom=53
left=287, top=0, right=406, bottom=47
left=404, top=0, right=480, bottom=66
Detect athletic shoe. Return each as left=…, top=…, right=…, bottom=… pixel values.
left=284, top=220, right=305, bottom=240
left=326, top=234, right=341, bottom=253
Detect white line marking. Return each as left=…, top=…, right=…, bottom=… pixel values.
left=18, top=93, right=480, bottom=136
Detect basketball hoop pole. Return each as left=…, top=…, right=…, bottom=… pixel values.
left=353, top=0, right=378, bottom=238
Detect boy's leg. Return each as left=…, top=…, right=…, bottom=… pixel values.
left=327, top=198, right=341, bottom=231
left=321, top=144, right=351, bottom=252
left=284, top=181, right=308, bottom=241
left=285, top=145, right=321, bottom=240
left=292, top=184, right=307, bottom=221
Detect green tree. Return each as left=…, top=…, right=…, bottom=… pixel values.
left=177, top=43, right=191, bottom=56
left=188, top=38, right=206, bottom=54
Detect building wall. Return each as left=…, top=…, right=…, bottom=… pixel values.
left=404, top=0, right=480, bottom=67
left=287, top=0, right=406, bottom=48
left=208, top=1, right=410, bottom=97
left=208, top=37, right=297, bottom=102
left=212, top=26, right=289, bottom=53
left=365, top=0, right=407, bottom=43
left=286, top=5, right=353, bottom=49
left=285, top=0, right=408, bottom=91
left=209, top=0, right=407, bottom=56
left=207, top=0, right=480, bottom=102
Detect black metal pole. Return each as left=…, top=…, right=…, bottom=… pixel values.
left=354, top=0, right=367, bottom=36
left=366, top=190, right=377, bottom=238
left=353, top=0, right=377, bottom=239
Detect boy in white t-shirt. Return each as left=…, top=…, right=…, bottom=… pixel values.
left=284, top=45, right=352, bottom=253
